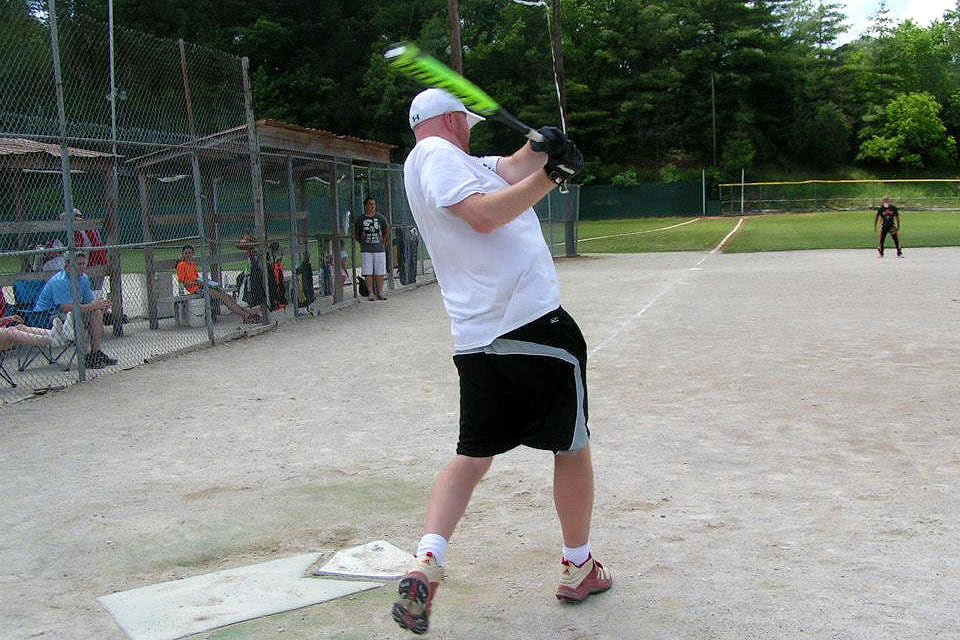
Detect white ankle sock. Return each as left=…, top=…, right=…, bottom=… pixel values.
left=416, top=533, right=449, bottom=566
left=562, top=542, right=591, bottom=567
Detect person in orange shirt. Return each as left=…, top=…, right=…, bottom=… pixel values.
left=177, top=245, right=261, bottom=324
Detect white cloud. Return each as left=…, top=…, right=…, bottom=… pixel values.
left=839, top=0, right=956, bottom=44
left=902, top=0, right=955, bottom=26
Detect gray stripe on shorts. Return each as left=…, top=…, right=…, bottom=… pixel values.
left=481, top=337, right=588, bottom=452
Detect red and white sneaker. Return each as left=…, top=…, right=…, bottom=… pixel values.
left=392, top=552, right=443, bottom=634
left=556, top=554, right=612, bottom=603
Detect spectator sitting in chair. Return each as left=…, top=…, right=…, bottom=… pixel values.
left=176, top=245, right=262, bottom=324
left=0, top=314, right=68, bottom=351
left=34, top=251, right=117, bottom=369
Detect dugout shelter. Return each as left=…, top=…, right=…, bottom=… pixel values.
left=0, top=137, right=126, bottom=334
left=128, top=119, right=396, bottom=328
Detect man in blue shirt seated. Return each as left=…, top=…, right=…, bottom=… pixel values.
left=35, top=251, right=117, bottom=369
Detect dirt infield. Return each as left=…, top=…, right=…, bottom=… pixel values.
left=2, top=247, right=958, bottom=640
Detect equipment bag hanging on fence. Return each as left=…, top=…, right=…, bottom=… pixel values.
left=270, top=260, right=287, bottom=310
left=296, top=257, right=315, bottom=307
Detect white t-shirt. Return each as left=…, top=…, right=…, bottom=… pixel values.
left=403, top=136, right=560, bottom=351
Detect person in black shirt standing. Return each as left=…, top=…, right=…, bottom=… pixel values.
left=874, top=196, right=903, bottom=258
left=354, top=197, right=390, bottom=300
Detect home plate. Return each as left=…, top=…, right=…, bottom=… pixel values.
left=98, top=553, right=381, bottom=640
left=313, top=540, right=413, bottom=580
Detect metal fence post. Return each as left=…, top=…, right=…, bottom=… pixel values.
left=702, top=169, right=707, bottom=215
left=107, top=0, right=124, bottom=336
left=178, top=40, right=215, bottom=343
left=188, top=152, right=215, bottom=344
left=740, top=169, right=747, bottom=215
left=348, top=163, right=358, bottom=299
left=564, top=188, right=576, bottom=257
left=48, top=0, right=86, bottom=381
left=285, top=155, right=300, bottom=313
left=386, top=169, right=395, bottom=291
left=241, top=57, right=271, bottom=324
left=330, top=157, right=343, bottom=304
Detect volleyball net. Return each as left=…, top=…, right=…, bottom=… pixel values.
left=718, top=178, right=960, bottom=214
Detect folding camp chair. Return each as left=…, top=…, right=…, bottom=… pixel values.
left=12, top=279, right=75, bottom=372
left=0, top=290, right=14, bottom=386
left=0, top=347, right=14, bottom=387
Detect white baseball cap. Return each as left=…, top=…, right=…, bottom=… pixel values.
left=409, top=88, right=485, bottom=130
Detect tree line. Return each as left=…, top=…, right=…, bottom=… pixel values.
left=10, top=0, right=960, bottom=184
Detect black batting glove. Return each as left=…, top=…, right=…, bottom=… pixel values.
left=544, top=139, right=583, bottom=185
left=530, top=126, right=566, bottom=155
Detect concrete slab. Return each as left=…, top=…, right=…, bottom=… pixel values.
left=97, top=553, right=381, bottom=640
left=313, top=540, right=413, bottom=580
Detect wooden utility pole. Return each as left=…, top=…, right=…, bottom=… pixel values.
left=448, top=0, right=463, bottom=74
left=711, top=73, right=718, bottom=167
left=551, top=0, right=567, bottom=130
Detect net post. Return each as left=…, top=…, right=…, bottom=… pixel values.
left=740, top=169, right=747, bottom=215
left=702, top=169, right=706, bottom=215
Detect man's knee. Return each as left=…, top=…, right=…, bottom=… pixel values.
left=555, top=443, right=592, bottom=466
left=451, top=454, right=493, bottom=480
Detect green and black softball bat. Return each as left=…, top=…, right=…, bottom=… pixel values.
left=384, top=41, right=545, bottom=144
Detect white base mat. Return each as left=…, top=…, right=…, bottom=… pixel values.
left=98, top=553, right=381, bottom=640
left=313, top=540, right=413, bottom=580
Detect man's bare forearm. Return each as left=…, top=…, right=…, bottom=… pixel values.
left=449, top=170, right=556, bottom=234
left=496, top=142, right=548, bottom=185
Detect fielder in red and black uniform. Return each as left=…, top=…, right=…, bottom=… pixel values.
left=874, top=196, right=903, bottom=258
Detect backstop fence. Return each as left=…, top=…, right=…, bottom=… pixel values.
left=0, top=2, right=578, bottom=405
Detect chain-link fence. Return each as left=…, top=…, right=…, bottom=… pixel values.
left=0, top=3, right=437, bottom=404
left=718, top=178, right=960, bottom=214
left=0, top=2, right=579, bottom=405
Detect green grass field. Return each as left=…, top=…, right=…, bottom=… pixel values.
left=725, top=211, right=959, bottom=252
left=577, top=211, right=960, bottom=254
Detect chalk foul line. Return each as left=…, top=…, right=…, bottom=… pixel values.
left=577, top=218, right=701, bottom=244
left=590, top=217, right=744, bottom=356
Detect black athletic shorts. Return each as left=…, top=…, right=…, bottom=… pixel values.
left=453, top=306, right=589, bottom=457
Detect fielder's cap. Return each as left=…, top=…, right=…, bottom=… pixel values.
left=409, top=88, right=485, bottom=130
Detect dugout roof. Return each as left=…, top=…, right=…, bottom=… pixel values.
left=127, top=120, right=394, bottom=169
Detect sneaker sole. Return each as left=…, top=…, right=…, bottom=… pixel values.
left=392, top=574, right=430, bottom=634
left=556, top=582, right=612, bottom=603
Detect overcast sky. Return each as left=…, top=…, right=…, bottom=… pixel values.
left=839, top=0, right=956, bottom=43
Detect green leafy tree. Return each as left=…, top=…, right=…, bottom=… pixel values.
left=778, top=0, right=848, bottom=54
left=857, top=92, right=956, bottom=168
left=792, top=101, right=852, bottom=169
left=867, top=0, right=896, bottom=39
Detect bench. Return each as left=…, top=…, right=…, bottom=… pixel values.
left=151, top=253, right=247, bottom=328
